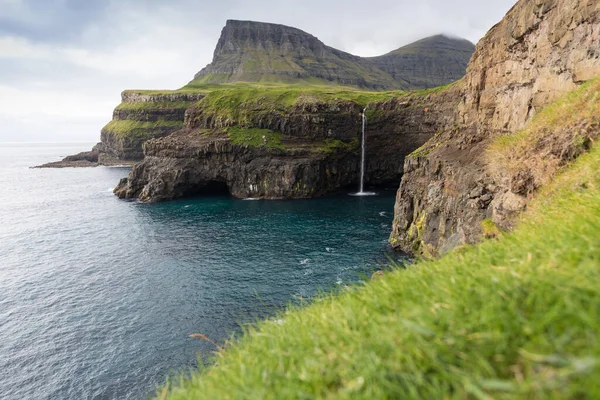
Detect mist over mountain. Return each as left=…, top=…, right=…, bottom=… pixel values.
left=191, top=20, right=475, bottom=90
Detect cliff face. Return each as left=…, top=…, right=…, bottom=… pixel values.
left=36, top=91, right=205, bottom=168
left=192, top=20, right=474, bottom=90
left=98, top=92, right=205, bottom=162
left=460, top=0, right=600, bottom=133
left=114, top=131, right=358, bottom=201
left=40, top=20, right=474, bottom=169
left=193, top=20, right=396, bottom=90
left=114, top=86, right=460, bottom=201
left=390, top=0, right=600, bottom=256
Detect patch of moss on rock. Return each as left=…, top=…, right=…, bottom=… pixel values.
left=102, top=120, right=184, bottom=139
left=226, top=126, right=284, bottom=149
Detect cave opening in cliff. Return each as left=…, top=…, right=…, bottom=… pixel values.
left=184, top=181, right=231, bottom=197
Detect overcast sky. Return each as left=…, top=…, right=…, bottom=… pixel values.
left=0, top=0, right=516, bottom=142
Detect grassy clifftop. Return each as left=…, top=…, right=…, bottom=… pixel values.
left=123, top=82, right=409, bottom=105
left=109, top=82, right=448, bottom=143
left=159, top=141, right=600, bottom=400
left=155, top=83, right=600, bottom=399
left=101, top=80, right=456, bottom=166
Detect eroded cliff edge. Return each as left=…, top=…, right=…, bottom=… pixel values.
left=390, top=0, right=600, bottom=256
left=114, top=86, right=460, bottom=201
left=38, top=21, right=474, bottom=170
left=37, top=91, right=204, bottom=168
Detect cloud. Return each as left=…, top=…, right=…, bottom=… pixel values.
left=0, top=35, right=50, bottom=59
left=0, top=0, right=517, bottom=142
left=0, top=0, right=108, bottom=44
left=0, top=113, right=105, bottom=142
left=0, top=84, right=115, bottom=118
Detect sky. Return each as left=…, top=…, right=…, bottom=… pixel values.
left=0, top=0, right=516, bottom=142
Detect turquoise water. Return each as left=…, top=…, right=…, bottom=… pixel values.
left=0, top=143, right=401, bottom=399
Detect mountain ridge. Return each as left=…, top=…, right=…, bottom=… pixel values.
left=190, top=19, right=475, bottom=90
left=368, top=34, right=477, bottom=88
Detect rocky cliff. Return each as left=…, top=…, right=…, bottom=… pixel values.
left=37, top=91, right=205, bottom=168
left=40, top=21, right=473, bottom=169
left=114, top=86, right=460, bottom=201
left=191, top=20, right=474, bottom=90
left=390, top=0, right=600, bottom=256
left=99, top=91, right=205, bottom=162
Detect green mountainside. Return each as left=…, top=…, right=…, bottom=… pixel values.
left=188, top=20, right=475, bottom=90
left=369, top=34, right=477, bottom=88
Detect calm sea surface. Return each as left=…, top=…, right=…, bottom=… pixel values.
left=0, top=143, right=400, bottom=399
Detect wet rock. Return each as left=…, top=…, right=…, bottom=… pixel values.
left=35, top=143, right=102, bottom=168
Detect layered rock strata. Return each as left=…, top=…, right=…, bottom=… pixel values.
left=390, top=0, right=600, bottom=256
left=37, top=92, right=205, bottom=168
left=368, top=35, right=476, bottom=89
left=193, top=20, right=474, bottom=90
left=41, top=21, right=474, bottom=169
left=114, top=87, right=461, bottom=201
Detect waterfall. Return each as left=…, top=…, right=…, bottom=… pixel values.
left=351, top=108, right=377, bottom=197
left=359, top=108, right=367, bottom=194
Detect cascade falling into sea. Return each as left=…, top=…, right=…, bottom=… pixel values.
left=352, top=108, right=377, bottom=196
left=359, top=108, right=367, bottom=193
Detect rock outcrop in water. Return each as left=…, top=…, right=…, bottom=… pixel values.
left=390, top=0, right=600, bottom=256
left=36, top=143, right=103, bottom=168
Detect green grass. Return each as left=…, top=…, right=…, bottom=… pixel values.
left=122, top=88, right=209, bottom=96
left=185, top=84, right=414, bottom=130
left=156, top=139, right=600, bottom=398
left=115, top=101, right=193, bottom=111
left=487, top=78, right=600, bottom=193
left=121, top=80, right=457, bottom=104
left=227, top=126, right=284, bottom=149
left=411, top=80, right=460, bottom=96
left=110, top=82, right=457, bottom=143
left=491, top=78, right=600, bottom=150
left=481, top=218, right=502, bottom=239
left=102, top=120, right=184, bottom=139
left=318, top=138, right=360, bottom=154
left=225, top=129, right=358, bottom=153
left=125, top=83, right=410, bottom=104
left=195, top=84, right=408, bottom=109
left=117, top=82, right=458, bottom=133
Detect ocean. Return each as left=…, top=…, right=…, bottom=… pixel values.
left=0, top=143, right=401, bottom=399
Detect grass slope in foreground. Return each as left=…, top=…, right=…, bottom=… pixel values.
left=158, top=99, right=600, bottom=400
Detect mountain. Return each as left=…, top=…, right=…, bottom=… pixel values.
left=190, top=20, right=475, bottom=90
left=369, top=35, right=477, bottom=89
